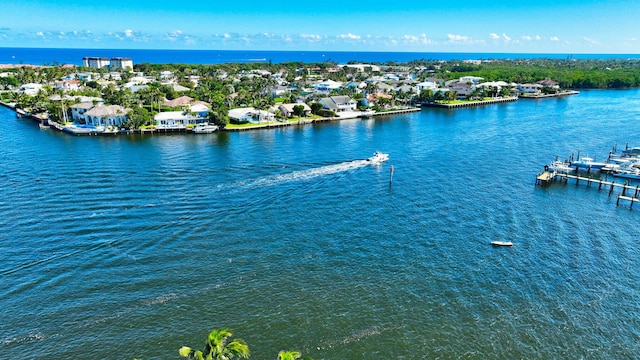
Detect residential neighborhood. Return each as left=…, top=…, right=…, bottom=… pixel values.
left=0, top=57, right=578, bottom=135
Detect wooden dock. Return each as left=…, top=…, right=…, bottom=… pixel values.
left=536, top=171, right=640, bottom=208
left=421, top=97, right=518, bottom=108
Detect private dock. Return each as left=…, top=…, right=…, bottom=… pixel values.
left=421, top=97, right=518, bottom=108
left=536, top=171, right=640, bottom=208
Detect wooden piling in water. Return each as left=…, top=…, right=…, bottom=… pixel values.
left=543, top=172, right=640, bottom=208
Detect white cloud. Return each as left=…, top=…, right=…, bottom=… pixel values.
left=337, top=33, right=361, bottom=40
left=402, top=33, right=435, bottom=45
left=165, top=30, right=196, bottom=45
left=447, top=33, right=483, bottom=45
left=300, top=34, right=322, bottom=42
left=448, top=34, right=469, bottom=42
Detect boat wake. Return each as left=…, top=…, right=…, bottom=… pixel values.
left=225, top=159, right=371, bottom=191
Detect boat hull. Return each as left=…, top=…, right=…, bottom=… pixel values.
left=491, top=241, right=513, bottom=247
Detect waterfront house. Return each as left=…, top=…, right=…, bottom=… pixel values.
left=70, top=102, right=96, bottom=122
left=319, top=96, right=357, bottom=113
left=83, top=104, right=130, bottom=127
left=518, top=83, right=543, bottom=95
left=537, top=79, right=560, bottom=90
left=154, top=104, right=210, bottom=129
left=278, top=103, right=312, bottom=118
left=228, top=108, right=275, bottom=124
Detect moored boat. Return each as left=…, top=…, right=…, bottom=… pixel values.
left=570, top=157, right=607, bottom=171
left=611, top=163, right=640, bottom=180
left=192, top=123, right=219, bottom=133
left=548, top=160, right=575, bottom=174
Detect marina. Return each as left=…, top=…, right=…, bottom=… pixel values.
left=536, top=152, right=640, bottom=208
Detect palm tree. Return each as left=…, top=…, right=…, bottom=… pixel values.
left=179, top=328, right=250, bottom=360
left=277, top=350, right=313, bottom=360
left=278, top=350, right=301, bottom=360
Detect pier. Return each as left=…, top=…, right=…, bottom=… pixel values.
left=536, top=171, right=640, bottom=208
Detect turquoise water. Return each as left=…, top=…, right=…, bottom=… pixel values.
left=2, top=90, right=640, bottom=359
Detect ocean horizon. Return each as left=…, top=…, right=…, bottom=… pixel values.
left=2, top=47, right=640, bottom=66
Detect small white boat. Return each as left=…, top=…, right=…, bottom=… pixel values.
left=491, top=241, right=513, bottom=247
left=366, top=151, right=389, bottom=164
left=192, top=123, right=219, bottom=133
left=359, top=109, right=375, bottom=118
left=547, top=160, right=575, bottom=174
left=612, top=163, right=640, bottom=180
left=570, top=157, right=607, bottom=171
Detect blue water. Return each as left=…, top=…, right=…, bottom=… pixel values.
left=2, top=47, right=640, bottom=65
left=3, top=90, right=640, bottom=359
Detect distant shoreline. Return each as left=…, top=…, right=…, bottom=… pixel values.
left=3, top=47, right=640, bottom=66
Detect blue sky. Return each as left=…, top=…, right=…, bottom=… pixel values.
left=2, top=0, right=639, bottom=53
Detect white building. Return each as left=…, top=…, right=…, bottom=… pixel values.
left=313, top=79, right=342, bottom=93
left=54, top=80, right=81, bottom=92
left=319, top=96, right=357, bottom=113
left=415, top=81, right=437, bottom=93
left=459, top=76, right=484, bottom=84
left=110, top=57, right=133, bottom=71
left=69, top=102, right=96, bottom=122
left=83, top=57, right=110, bottom=69
left=228, top=108, right=275, bottom=123
left=82, top=104, right=130, bottom=126
left=154, top=104, right=210, bottom=129
left=518, top=83, right=543, bottom=95
left=19, top=83, right=43, bottom=96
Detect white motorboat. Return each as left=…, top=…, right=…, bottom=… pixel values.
left=366, top=151, right=389, bottom=164
left=491, top=241, right=513, bottom=247
left=359, top=109, right=375, bottom=118
left=192, top=123, right=219, bottom=133
left=612, top=163, right=640, bottom=180
left=548, top=160, right=575, bottom=174
left=570, top=157, right=607, bottom=171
